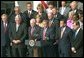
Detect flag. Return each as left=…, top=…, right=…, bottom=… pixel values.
left=41, top=1, right=48, bottom=9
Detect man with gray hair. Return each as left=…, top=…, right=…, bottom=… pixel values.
left=70, top=1, right=80, bottom=14
left=9, top=15, right=27, bottom=57
left=28, top=18, right=42, bottom=57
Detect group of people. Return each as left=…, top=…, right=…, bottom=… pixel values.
left=1, top=1, right=83, bottom=57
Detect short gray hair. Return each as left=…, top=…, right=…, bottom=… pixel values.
left=15, top=15, right=21, bottom=20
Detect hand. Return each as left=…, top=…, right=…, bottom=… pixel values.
left=16, top=40, right=21, bottom=43
left=13, top=40, right=18, bottom=44
left=12, top=40, right=17, bottom=43
left=71, top=47, right=76, bottom=53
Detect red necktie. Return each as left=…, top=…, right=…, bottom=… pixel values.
left=31, top=27, right=34, bottom=35
left=43, top=28, right=46, bottom=40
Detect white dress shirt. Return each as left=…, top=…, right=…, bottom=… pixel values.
left=3, top=22, right=7, bottom=27
left=28, top=10, right=32, bottom=15
left=75, top=27, right=80, bottom=38
left=60, top=7, right=66, bottom=15
left=16, top=24, right=19, bottom=32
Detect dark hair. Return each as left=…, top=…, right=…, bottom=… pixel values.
left=73, top=13, right=79, bottom=20
left=60, top=19, right=66, bottom=24
left=26, top=2, right=32, bottom=5
left=61, top=1, right=66, bottom=3
left=73, top=20, right=80, bottom=26
left=52, top=7, right=57, bottom=10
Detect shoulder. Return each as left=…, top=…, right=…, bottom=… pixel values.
left=23, top=10, right=28, bottom=13
left=66, top=26, right=72, bottom=31
left=32, top=10, right=37, bottom=13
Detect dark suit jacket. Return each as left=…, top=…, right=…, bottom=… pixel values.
left=40, top=27, right=55, bottom=46
left=23, top=10, right=37, bottom=27
left=59, top=7, right=71, bottom=16
left=69, top=9, right=79, bottom=14
left=39, top=11, right=48, bottom=20
left=1, top=21, right=10, bottom=46
left=54, top=12, right=64, bottom=21
left=71, top=28, right=83, bottom=57
left=9, top=22, right=28, bottom=43
left=58, top=26, right=73, bottom=56
left=28, top=25, right=41, bottom=40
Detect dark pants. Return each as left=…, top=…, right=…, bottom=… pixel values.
left=53, top=44, right=59, bottom=57
left=42, top=45, right=52, bottom=57
left=58, top=45, right=71, bottom=57
left=11, top=44, right=25, bottom=57
left=1, top=45, right=11, bottom=57
left=1, top=46, right=6, bottom=57
left=27, top=46, right=33, bottom=57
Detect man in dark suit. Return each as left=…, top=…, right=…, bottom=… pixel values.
left=40, top=20, right=55, bottom=57
left=23, top=2, right=37, bottom=27
left=71, top=20, right=83, bottom=57
left=9, top=6, right=26, bottom=23
left=28, top=19, right=41, bottom=57
left=52, top=7, right=65, bottom=21
left=57, top=19, right=73, bottom=57
left=47, top=12, right=59, bottom=57
left=9, top=15, right=27, bottom=57
left=70, top=1, right=80, bottom=14
left=59, top=1, right=71, bottom=19
left=1, top=14, right=11, bottom=57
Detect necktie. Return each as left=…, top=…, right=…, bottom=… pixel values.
left=31, top=27, right=34, bottom=35
left=4, top=23, right=7, bottom=32
left=43, top=28, right=46, bottom=40
left=61, top=28, right=64, bottom=38
left=28, top=11, right=31, bottom=18
left=49, top=21, right=52, bottom=27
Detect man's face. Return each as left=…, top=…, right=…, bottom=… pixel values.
left=27, top=4, right=32, bottom=10
left=47, top=13, right=53, bottom=20
left=15, top=18, right=21, bottom=24
left=72, top=22, right=77, bottom=30
left=1, top=15, right=7, bottom=22
left=70, top=2, right=77, bottom=10
left=52, top=8, right=57, bottom=15
left=48, top=5, right=53, bottom=10
left=61, top=1, right=66, bottom=7
left=60, top=21, right=65, bottom=27
left=30, top=22, right=35, bottom=27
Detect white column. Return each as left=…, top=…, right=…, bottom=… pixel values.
left=33, top=1, right=41, bottom=11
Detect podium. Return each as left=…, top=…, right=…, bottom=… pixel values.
left=25, top=39, right=42, bottom=57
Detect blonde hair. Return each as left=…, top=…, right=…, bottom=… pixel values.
left=37, top=3, right=44, bottom=11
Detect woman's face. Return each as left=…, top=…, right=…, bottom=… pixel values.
left=36, top=18, right=40, bottom=23
left=37, top=7, right=43, bottom=13
left=69, top=12, right=74, bottom=19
